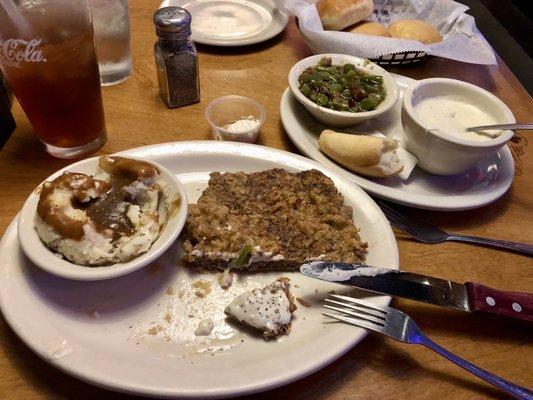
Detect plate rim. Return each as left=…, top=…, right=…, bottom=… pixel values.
left=176, top=0, right=289, bottom=47
left=0, top=141, right=399, bottom=398
left=280, top=80, right=515, bottom=211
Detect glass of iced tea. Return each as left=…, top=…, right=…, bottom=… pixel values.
left=0, top=0, right=106, bottom=158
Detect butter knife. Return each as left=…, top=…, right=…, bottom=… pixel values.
left=300, top=261, right=532, bottom=322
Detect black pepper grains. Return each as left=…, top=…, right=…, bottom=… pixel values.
left=154, top=7, right=200, bottom=108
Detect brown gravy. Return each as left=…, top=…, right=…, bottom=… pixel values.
left=37, top=157, right=159, bottom=241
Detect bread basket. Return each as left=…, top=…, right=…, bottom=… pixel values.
left=287, top=0, right=496, bottom=66
left=370, top=51, right=432, bottom=66
left=295, top=18, right=432, bottom=66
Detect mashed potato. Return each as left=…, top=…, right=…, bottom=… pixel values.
left=35, top=157, right=171, bottom=266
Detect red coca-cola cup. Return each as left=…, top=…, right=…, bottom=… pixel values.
left=0, top=0, right=106, bottom=158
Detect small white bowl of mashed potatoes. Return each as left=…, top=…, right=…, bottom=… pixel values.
left=18, top=156, right=187, bottom=280
left=401, top=78, right=515, bottom=175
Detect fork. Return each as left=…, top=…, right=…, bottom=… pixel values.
left=377, top=200, right=533, bottom=256
left=324, top=295, right=533, bottom=400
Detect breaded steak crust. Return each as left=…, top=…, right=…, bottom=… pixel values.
left=183, top=169, right=367, bottom=270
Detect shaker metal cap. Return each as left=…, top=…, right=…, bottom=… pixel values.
left=154, top=6, right=192, bottom=39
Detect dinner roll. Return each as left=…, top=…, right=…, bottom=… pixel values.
left=347, top=21, right=390, bottom=37
left=388, top=19, right=442, bottom=44
left=318, top=130, right=403, bottom=178
left=317, top=0, right=374, bottom=31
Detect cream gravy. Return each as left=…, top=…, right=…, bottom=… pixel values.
left=415, top=96, right=501, bottom=141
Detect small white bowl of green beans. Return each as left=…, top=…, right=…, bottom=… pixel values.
left=288, top=54, right=399, bottom=128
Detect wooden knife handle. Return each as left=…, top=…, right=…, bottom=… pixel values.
left=465, top=282, right=533, bottom=322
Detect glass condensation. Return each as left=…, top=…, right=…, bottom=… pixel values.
left=90, top=0, right=133, bottom=85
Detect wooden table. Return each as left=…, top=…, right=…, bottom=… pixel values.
left=1, top=2, right=532, bottom=399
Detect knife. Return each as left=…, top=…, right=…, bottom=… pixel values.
left=300, top=261, right=532, bottom=322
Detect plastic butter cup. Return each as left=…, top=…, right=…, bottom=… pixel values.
left=205, top=95, right=266, bottom=143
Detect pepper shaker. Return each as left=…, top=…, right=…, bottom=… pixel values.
left=153, top=7, right=200, bottom=108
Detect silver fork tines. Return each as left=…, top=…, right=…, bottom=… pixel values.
left=324, top=304, right=386, bottom=326
left=323, top=296, right=404, bottom=341
left=326, top=295, right=386, bottom=319
left=378, top=200, right=445, bottom=242
left=377, top=200, right=533, bottom=256
left=323, top=295, right=533, bottom=400
left=322, top=311, right=386, bottom=333
left=329, top=294, right=388, bottom=314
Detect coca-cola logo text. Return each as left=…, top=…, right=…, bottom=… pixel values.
left=0, top=39, right=47, bottom=68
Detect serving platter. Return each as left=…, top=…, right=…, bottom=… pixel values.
left=0, top=141, right=398, bottom=398
left=161, top=0, right=288, bottom=46
left=281, top=73, right=515, bottom=211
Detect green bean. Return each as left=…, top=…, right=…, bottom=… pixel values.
left=329, top=83, right=343, bottom=94
left=361, top=76, right=383, bottom=84
left=343, top=63, right=356, bottom=73
left=359, top=95, right=379, bottom=111
left=300, top=83, right=311, bottom=97
left=235, top=244, right=252, bottom=268
left=345, top=69, right=357, bottom=81
left=331, top=96, right=343, bottom=106
left=316, top=93, right=329, bottom=106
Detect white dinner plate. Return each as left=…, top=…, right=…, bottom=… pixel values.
left=280, top=74, right=515, bottom=211
left=0, top=141, right=398, bottom=398
left=161, top=0, right=288, bottom=46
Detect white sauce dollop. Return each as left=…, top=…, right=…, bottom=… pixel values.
left=225, top=281, right=292, bottom=333
left=415, top=96, right=501, bottom=141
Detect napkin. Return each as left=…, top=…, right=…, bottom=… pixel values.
left=276, top=0, right=496, bottom=65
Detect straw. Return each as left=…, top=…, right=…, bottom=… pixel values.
left=0, top=0, right=33, bottom=37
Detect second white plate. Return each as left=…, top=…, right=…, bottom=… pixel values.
left=280, top=74, right=515, bottom=211
left=162, top=0, right=288, bottom=46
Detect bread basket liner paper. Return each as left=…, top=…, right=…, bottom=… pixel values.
left=275, top=0, right=496, bottom=65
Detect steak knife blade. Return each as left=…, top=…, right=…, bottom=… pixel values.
left=300, top=261, right=532, bottom=322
